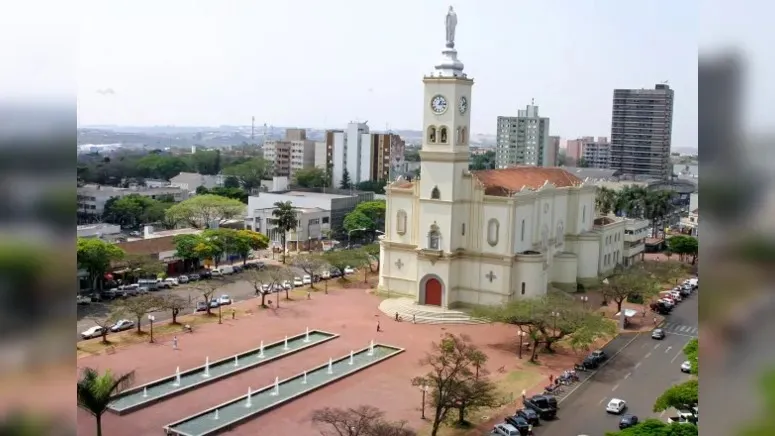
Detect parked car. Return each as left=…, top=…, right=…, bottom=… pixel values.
left=344, top=266, right=355, bottom=274
left=680, top=360, right=692, bottom=373
left=606, top=398, right=627, bottom=414
left=76, top=295, right=91, bottom=305
left=651, top=328, right=666, bottom=340
left=504, top=414, right=532, bottom=435
left=137, top=279, right=159, bottom=291
left=619, top=414, right=639, bottom=429
left=320, top=270, right=331, bottom=280
left=232, top=265, right=243, bottom=274
left=189, top=273, right=201, bottom=281
left=330, top=268, right=342, bottom=278
left=220, top=265, right=235, bottom=275
left=515, top=408, right=540, bottom=426
left=137, top=286, right=151, bottom=295
left=156, top=280, right=171, bottom=289
left=199, top=270, right=212, bottom=279
left=210, top=268, right=223, bottom=277
left=523, top=395, right=557, bottom=420
left=260, top=284, right=271, bottom=294
left=209, top=298, right=220, bottom=308
left=110, top=319, right=135, bottom=332
left=164, top=277, right=179, bottom=287
left=218, top=294, right=232, bottom=305
left=81, top=326, right=107, bottom=340
left=255, top=262, right=266, bottom=270
left=196, top=301, right=208, bottom=312
left=178, top=275, right=189, bottom=284
left=302, top=275, right=312, bottom=285
left=492, top=423, right=521, bottom=436
left=282, top=280, right=292, bottom=290
left=582, top=349, right=607, bottom=369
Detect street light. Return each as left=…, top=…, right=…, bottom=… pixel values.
left=148, top=315, right=155, bottom=343
left=517, top=330, right=527, bottom=359
left=420, top=383, right=429, bottom=419
left=551, top=311, right=561, bottom=332
left=579, top=295, right=589, bottom=309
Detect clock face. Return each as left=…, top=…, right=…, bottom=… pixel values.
left=458, top=96, right=468, bottom=114
left=430, top=95, right=448, bottom=114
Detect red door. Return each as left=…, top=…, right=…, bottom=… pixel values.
left=424, top=278, right=442, bottom=306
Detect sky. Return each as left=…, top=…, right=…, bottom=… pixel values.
left=72, top=0, right=704, bottom=147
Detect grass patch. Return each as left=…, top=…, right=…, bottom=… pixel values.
left=417, top=368, right=542, bottom=436
left=76, top=308, right=247, bottom=358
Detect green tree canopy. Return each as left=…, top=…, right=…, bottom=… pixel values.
left=135, top=155, right=189, bottom=180
left=653, top=379, right=698, bottom=413
left=605, top=419, right=697, bottom=436
left=102, top=194, right=170, bottom=228
left=165, top=195, right=246, bottom=228
left=189, top=150, right=222, bottom=175
left=340, top=168, right=352, bottom=189
left=222, top=158, right=270, bottom=192
left=667, top=235, right=698, bottom=263
left=77, top=238, right=125, bottom=290
left=355, top=180, right=386, bottom=194
left=322, top=250, right=360, bottom=276
left=683, top=338, right=698, bottom=375
left=197, top=186, right=249, bottom=203
left=293, top=167, right=329, bottom=188
left=602, top=268, right=660, bottom=313
left=469, top=150, right=495, bottom=170
left=343, top=211, right=374, bottom=233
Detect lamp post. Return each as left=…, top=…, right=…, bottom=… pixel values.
left=420, top=383, right=428, bottom=419
left=148, top=315, right=155, bottom=343
left=218, top=301, right=223, bottom=324
left=579, top=295, right=589, bottom=309
left=517, top=330, right=527, bottom=359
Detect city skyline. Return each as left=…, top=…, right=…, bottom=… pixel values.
left=77, top=0, right=697, bottom=148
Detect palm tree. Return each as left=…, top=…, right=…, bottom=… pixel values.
left=595, top=187, right=618, bottom=216
left=271, top=201, right=298, bottom=264
left=77, top=367, right=135, bottom=436
left=644, top=190, right=674, bottom=237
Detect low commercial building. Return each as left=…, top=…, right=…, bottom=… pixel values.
left=77, top=223, right=122, bottom=239
left=622, top=218, right=650, bottom=266
left=248, top=206, right=331, bottom=251
left=169, top=172, right=223, bottom=193
left=77, top=184, right=190, bottom=218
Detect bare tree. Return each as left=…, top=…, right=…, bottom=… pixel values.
left=192, top=281, right=220, bottom=316
left=292, top=253, right=327, bottom=289
left=269, top=266, right=295, bottom=303
left=311, top=405, right=416, bottom=436
left=86, top=310, right=124, bottom=344
left=246, top=269, right=276, bottom=308
left=160, top=294, right=190, bottom=324
left=114, top=294, right=164, bottom=334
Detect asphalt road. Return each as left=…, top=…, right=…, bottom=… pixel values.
left=536, top=290, right=698, bottom=435
left=76, top=262, right=312, bottom=341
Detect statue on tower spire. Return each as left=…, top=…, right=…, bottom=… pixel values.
left=445, top=6, right=458, bottom=48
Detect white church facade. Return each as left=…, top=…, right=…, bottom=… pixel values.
left=377, top=8, right=625, bottom=308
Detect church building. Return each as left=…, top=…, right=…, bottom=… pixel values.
left=378, top=8, right=625, bottom=308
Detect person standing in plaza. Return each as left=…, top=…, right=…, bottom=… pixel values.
left=377, top=320, right=381, bottom=332
left=172, top=336, right=178, bottom=350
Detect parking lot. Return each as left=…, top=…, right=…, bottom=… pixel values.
left=76, top=261, right=314, bottom=342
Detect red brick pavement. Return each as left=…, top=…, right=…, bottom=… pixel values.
left=75, top=288, right=584, bottom=436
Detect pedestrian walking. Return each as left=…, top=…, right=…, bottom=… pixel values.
left=231, top=309, right=236, bottom=320
left=172, top=336, right=178, bottom=350
left=395, top=312, right=399, bottom=321
left=521, top=389, right=526, bottom=402
left=307, top=290, right=311, bottom=300
left=412, top=314, right=416, bottom=324
left=549, top=374, right=553, bottom=384
left=377, top=321, right=381, bottom=332
left=653, top=317, right=658, bottom=326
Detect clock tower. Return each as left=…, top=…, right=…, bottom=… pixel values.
left=418, top=6, right=473, bottom=253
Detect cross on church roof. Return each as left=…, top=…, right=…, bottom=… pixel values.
left=486, top=271, right=496, bottom=282
left=395, top=259, right=404, bottom=269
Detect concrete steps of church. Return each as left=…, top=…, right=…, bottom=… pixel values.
left=378, top=298, right=488, bottom=325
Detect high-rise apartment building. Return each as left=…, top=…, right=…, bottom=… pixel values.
left=329, top=122, right=405, bottom=187
left=495, top=104, right=551, bottom=168
left=610, top=84, right=674, bottom=179
left=264, top=129, right=316, bottom=179
left=566, top=136, right=594, bottom=165
left=582, top=137, right=612, bottom=169
left=547, top=135, right=560, bottom=167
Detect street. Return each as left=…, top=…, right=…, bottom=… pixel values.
left=76, top=262, right=311, bottom=341
left=537, top=289, right=698, bottom=435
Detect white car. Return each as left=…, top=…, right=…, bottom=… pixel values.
left=282, top=280, right=292, bottom=290
left=164, top=277, right=179, bottom=286
left=77, top=295, right=91, bottom=305
left=344, top=266, right=355, bottom=274
left=320, top=270, right=331, bottom=280
left=680, top=361, right=692, bottom=373
left=491, top=423, right=520, bottom=436
left=302, top=275, right=312, bottom=285
left=260, top=284, right=271, bottom=294
left=110, top=319, right=134, bottom=332
left=81, top=326, right=107, bottom=340
left=178, top=275, right=189, bottom=284
left=218, top=294, right=232, bottom=305
left=293, top=277, right=304, bottom=287
left=606, top=398, right=627, bottom=414
left=210, top=269, right=223, bottom=277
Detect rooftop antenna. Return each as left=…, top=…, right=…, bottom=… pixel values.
left=531, top=98, right=535, bottom=105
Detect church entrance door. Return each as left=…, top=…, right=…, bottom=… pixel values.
left=424, top=278, right=442, bottom=306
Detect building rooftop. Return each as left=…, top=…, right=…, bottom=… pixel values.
left=278, top=191, right=352, bottom=199
left=78, top=184, right=184, bottom=193
left=472, top=167, right=584, bottom=196
left=561, top=167, right=620, bottom=180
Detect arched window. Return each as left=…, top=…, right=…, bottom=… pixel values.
left=520, top=219, right=526, bottom=241
left=396, top=210, right=408, bottom=235
left=439, top=126, right=448, bottom=143
left=431, top=186, right=441, bottom=199
left=427, top=126, right=437, bottom=143
left=487, top=219, right=500, bottom=246
left=461, top=127, right=467, bottom=144
left=428, top=223, right=441, bottom=250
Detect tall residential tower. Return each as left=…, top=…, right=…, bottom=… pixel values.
left=495, top=103, right=551, bottom=168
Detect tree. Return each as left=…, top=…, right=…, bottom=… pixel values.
left=246, top=269, right=275, bottom=307
left=292, top=253, right=326, bottom=289
left=114, top=294, right=164, bottom=334
left=343, top=211, right=374, bottom=234
left=122, top=253, right=166, bottom=281
left=355, top=180, right=387, bottom=194
left=165, top=195, right=246, bottom=229
left=173, top=234, right=206, bottom=271
left=77, top=367, right=135, bottom=436
left=640, top=261, right=686, bottom=287
left=232, top=229, right=269, bottom=265
left=77, top=238, right=125, bottom=291
left=604, top=419, right=698, bottom=436
left=602, top=269, right=659, bottom=313
left=135, top=155, right=189, bottom=180
left=469, top=150, right=495, bottom=171
left=222, top=158, right=270, bottom=192
left=160, top=294, right=190, bottom=324
left=271, top=201, right=298, bottom=264
left=223, top=175, right=241, bottom=188
left=193, top=281, right=219, bottom=315
left=653, top=379, right=698, bottom=414
left=411, top=333, right=497, bottom=436
left=595, top=186, right=618, bottom=216
left=363, top=243, right=381, bottom=272
left=323, top=250, right=358, bottom=281
left=340, top=168, right=352, bottom=189
left=270, top=266, right=295, bottom=303
left=667, top=235, right=699, bottom=264
left=293, top=167, right=329, bottom=188
left=102, top=194, right=170, bottom=228
left=354, top=200, right=386, bottom=235
left=189, top=150, right=222, bottom=175
left=311, top=405, right=416, bottom=436
left=87, top=310, right=124, bottom=344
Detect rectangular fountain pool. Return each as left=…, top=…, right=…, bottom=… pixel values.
left=163, top=343, right=404, bottom=436
left=108, top=329, right=338, bottom=415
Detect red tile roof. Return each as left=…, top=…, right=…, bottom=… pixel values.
left=471, top=167, right=584, bottom=196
